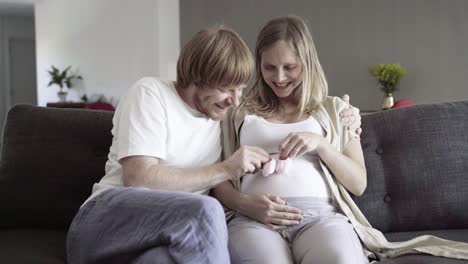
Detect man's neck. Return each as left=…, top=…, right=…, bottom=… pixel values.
left=175, top=82, right=197, bottom=109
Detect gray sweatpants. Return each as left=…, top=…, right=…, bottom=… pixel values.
left=228, top=197, right=368, bottom=264
left=66, top=187, right=230, bottom=264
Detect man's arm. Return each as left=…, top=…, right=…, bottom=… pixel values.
left=122, top=156, right=232, bottom=193
left=339, top=94, right=362, bottom=136
left=122, top=146, right=270, bottom=193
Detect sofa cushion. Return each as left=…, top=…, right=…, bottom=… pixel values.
left=385, top=228, right=468, bottom=243
left=0, top=229, right=67, bottom=264
left=354, top=101, right=468, bottom=233
left=377, top=229, right=468, bottom=263
left=0, top=105, right=113, bottom=229
left=377, top=254, right=468, bottom=264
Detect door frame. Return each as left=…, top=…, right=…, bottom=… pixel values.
left=5, top=36, right=36, bottom=109
left=1, top=15, right=36, bottom=116
left=0, top=16, right=6, bottom=127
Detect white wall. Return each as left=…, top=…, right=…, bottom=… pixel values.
left=35, top=0, right=180, bottom=106
left=157, top=0, right=179, bottom=82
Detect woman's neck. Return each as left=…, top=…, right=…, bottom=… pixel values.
left=267, top=102, right=308, bottom=124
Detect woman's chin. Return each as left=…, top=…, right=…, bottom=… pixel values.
left=273, top=89, right=293, bottom=99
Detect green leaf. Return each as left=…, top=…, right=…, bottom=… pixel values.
left=47, top=65, right=83, bottom=89
left=369, top=63, right=407, bottom=94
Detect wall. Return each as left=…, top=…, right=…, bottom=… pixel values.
left=0, top=16, right=4, bottom=134
left=180, top=0, right=468, bottom=110
left=35, top=0, right=180, bottom=106
left=0, top=14, right=35, bottom=140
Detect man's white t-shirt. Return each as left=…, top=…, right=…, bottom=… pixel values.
left=84, top=77, right=222, bottom=205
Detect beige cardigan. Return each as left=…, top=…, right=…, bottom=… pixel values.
left=220, top=96, right=468, bottom=261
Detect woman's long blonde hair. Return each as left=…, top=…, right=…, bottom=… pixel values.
left=244, top=15, right=328, bottom=118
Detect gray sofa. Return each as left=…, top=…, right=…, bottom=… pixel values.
left=0, top=101, right=467, bottom=263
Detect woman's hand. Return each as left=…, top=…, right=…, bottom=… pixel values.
left=279, top=132, right=325, bottom=159
left=239, top=193, right=303, bottom=229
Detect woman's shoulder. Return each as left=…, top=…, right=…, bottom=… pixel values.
left=221, top=102, right=250, bottom=132
left=231, top=102, right=252, bottom=121
left=320, top=96, right=348, bottom=116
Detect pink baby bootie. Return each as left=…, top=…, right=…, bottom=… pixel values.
left=275, top=158, right=291, bottom=174
left=262, top=159, right=277, bottom=176
left=262, top=158, right=291, bottom=177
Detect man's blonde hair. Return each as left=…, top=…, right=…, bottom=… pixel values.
left=245, top=15, right=328, bottom=118
left=177, top=26, right=254, bottom=89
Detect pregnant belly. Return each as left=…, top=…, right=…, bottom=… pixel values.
left=240, top=158, right=331, bottom=198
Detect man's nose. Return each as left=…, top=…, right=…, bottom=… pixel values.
left=233, top=94, right=240, bottom=107
left=229, top=94, right=240, bottom=107
left=227, top=91, right=241, bottom=107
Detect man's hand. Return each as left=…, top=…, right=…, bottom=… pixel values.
left=239, top=193, right=303, bottom=229
left=279, top=132, right=325, bottom=159
left=222, top=146, right=270, bottom=180
left=339, top=94, right=362, bottom=136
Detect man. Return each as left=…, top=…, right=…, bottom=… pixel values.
left=66, top=26, right=361, bottom=264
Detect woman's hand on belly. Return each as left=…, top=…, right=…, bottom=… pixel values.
left=279, top=132, right=326, bottom=159
left=238, top=193, right=303, bottom=229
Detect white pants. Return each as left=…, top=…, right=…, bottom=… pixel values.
left=228, top=197, right=368, bottom=264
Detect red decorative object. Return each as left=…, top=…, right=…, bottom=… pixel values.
left=47, top=102, right=116, bottom=111
left=86, top=102, right=115, bottom=111
left=391, top=99, right=413, bottom=109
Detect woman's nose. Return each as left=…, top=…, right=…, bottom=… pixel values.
left=275, top=68, right=286, bottom=82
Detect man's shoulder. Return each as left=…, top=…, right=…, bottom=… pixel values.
left=132, top=77, right=173, bottom=93
left=126, top=77, right=176, bottom=101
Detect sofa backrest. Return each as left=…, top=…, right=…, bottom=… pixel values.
left=0, top=105, right=113, bottom=230
left=1, top=102, right=467, bottom=233
left=355, top=100, right=468, bottom=233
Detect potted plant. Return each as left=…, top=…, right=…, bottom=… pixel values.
left=369, top=63, right=407, bottom=109
left=47, top=66, right=83, bottom=102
